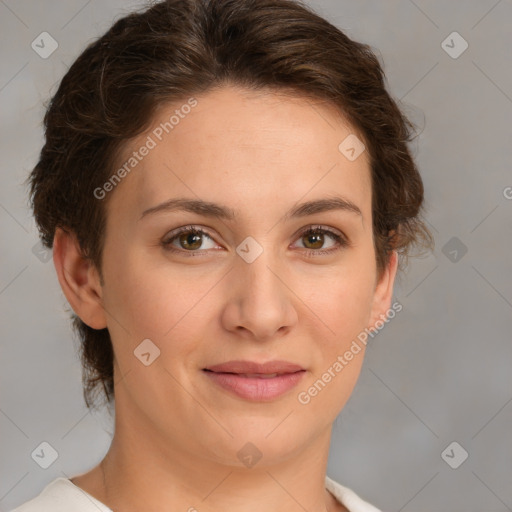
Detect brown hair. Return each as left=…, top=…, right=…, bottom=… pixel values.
left=28, top=0, right=433, bottom=409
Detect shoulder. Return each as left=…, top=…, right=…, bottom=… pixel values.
left=325, top=475, right=382, bottom=512
left=9, top=477, right=112, bottom=512
left=11, top=475, right=378, bottom=512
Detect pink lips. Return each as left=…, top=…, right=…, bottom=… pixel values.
left=203, top=360, right=306, bottom=401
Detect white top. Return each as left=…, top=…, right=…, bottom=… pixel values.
left=10, top=475, right=381, bottom=512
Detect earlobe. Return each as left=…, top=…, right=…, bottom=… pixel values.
left=368, top=250, right=399, bottom=329
left=52, top=227, right=108, bottom=330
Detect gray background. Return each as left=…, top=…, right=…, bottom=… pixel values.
left=1, top=1, right=511, bottom=511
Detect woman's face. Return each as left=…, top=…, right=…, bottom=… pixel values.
left=94, top=85, right=396, bottom=466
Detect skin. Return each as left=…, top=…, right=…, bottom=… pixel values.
left=53, top=84, right=398, bottom=512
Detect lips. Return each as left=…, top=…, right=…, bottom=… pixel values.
left=202, top=360, right=306, bottom=401
left=203, top=360, right=304, bottom=375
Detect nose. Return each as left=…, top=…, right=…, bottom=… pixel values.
left=220, top=250, right=298, bottom=341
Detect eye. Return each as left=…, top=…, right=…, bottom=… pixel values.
left=161, top=224, right=349, bottom=257
left=162, top=225, right=219, bottom=256
left=292, top=225, right=348, bottom=256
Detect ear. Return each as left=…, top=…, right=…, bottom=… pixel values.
left=52, top=227, right=107, bottom=330
left=368, top=250, right=399, bottom=329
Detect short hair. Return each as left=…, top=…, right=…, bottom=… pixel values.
left=28, top=0, right=434, bottom=410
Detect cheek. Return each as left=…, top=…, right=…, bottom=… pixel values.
left=295, top=271, right=374, bottom=421
left=102, top=245, right=218, bottom=359
left=301, top=261, right=376, bottom=343
left=335, top=278, right=375, bottom=336
left=101, top=257, right=204, bottom=403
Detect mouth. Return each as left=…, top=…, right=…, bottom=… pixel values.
left=203, top=360, right=305, bottom=374
left=203, top=370, right=296, bottom=378
left=202, top=361, right=306, bottom=401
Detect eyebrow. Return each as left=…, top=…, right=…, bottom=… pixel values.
left=139, top=196, right=362, bottom=222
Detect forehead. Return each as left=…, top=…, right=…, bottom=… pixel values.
left=106, top=85, right=372, bottom=225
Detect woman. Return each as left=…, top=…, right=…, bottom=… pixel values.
left=14, top=0, right=433, bottom=510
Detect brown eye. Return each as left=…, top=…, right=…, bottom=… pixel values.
left=302, top=230, right=325, bottom=250
left=294, top=226, right=348, bottom=256
left=162, top=224, right=348, bottom=258
left=162, top=226, right=218, bottom=255
left=177, top=231, right=203, bottom=250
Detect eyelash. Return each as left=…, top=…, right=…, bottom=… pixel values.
left=161, top=224, right=349, bottom=257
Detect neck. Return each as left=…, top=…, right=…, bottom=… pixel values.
left=94, top=411, right=343, bottom=512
